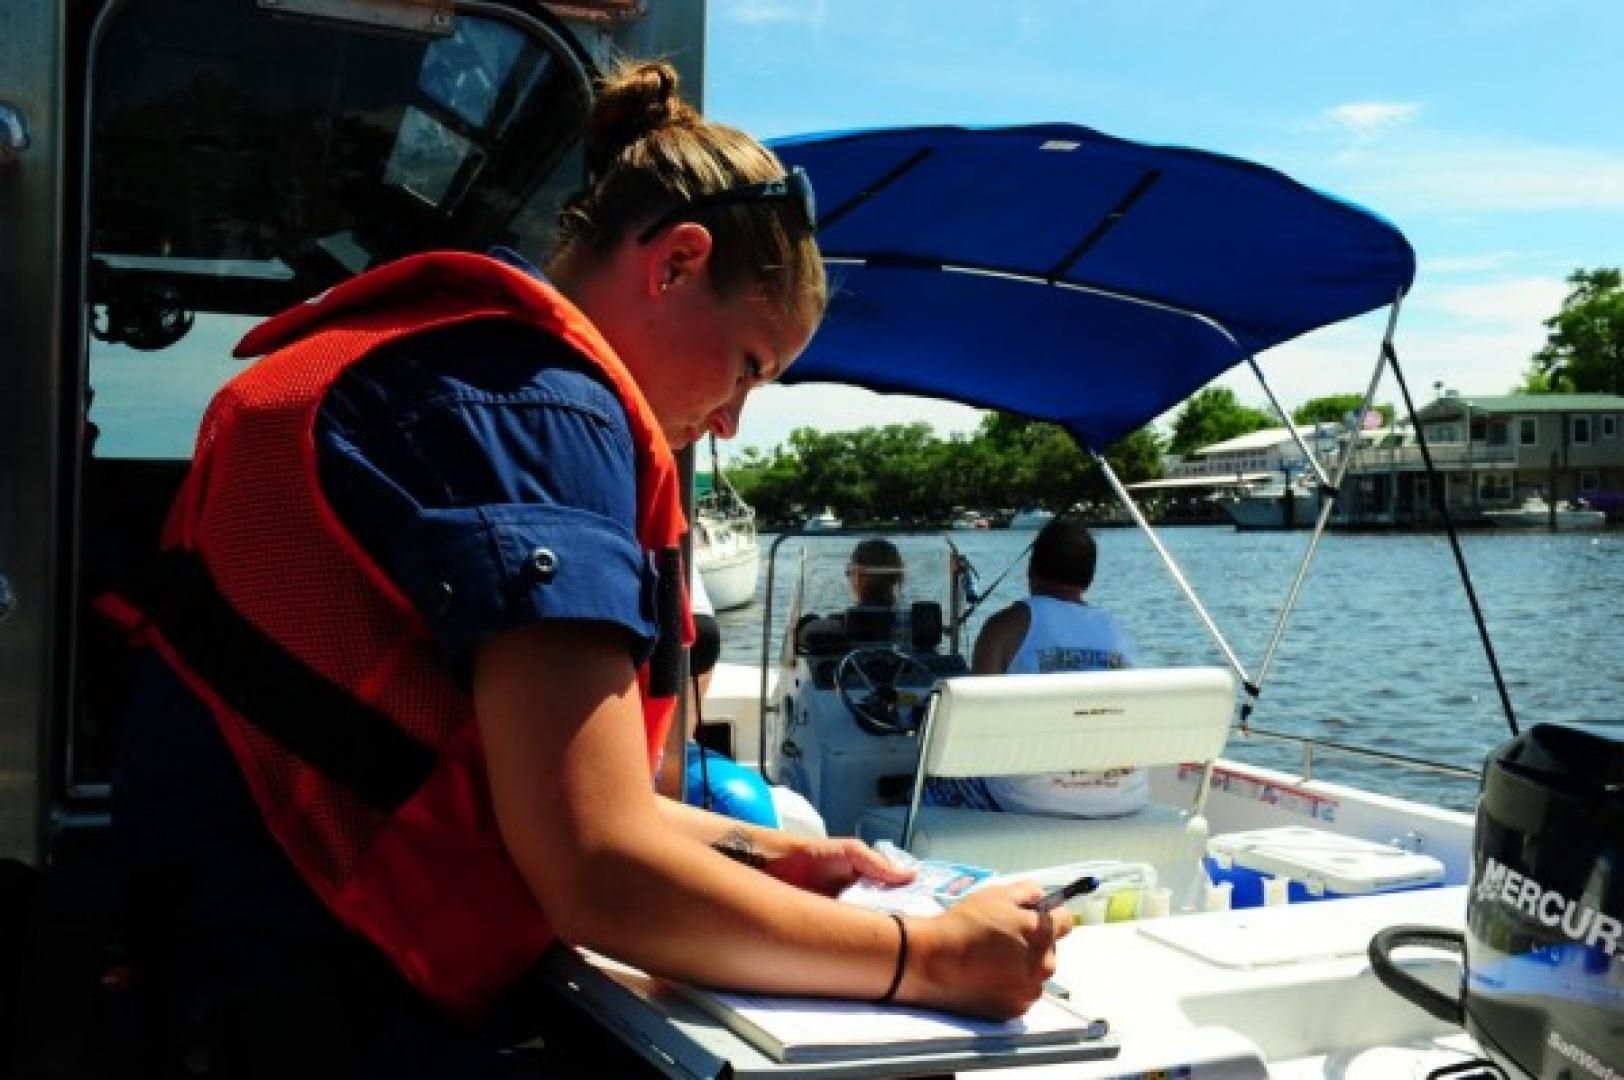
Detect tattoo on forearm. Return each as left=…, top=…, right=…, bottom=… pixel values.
left=712, top=828, right=767, bottom=870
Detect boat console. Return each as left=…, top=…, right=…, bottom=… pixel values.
left=764, top=537, right=970, bottom=836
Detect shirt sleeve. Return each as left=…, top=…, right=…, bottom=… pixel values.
left=314, top=320, right=661, bottom=672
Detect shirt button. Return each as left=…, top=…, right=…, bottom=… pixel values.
left=431, top=581, right=454, bottom=618
left=525, top=547, right=559, bottom=583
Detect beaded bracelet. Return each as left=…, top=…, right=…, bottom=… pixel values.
left=877, top=912, right=908, bottom=1003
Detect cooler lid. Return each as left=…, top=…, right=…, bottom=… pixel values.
left=1208, top=826, right=1444, bottom=895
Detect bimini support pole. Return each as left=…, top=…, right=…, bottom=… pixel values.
left=1246, top=354, right=1339, bottom=493
left=1092, top=452, right=1254, bottom=693
left=1239, top=293, right=1406, bottom=731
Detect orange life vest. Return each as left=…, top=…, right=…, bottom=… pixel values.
left=99, top=251, right=692, bottom=1016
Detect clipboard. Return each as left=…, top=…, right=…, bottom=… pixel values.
left=536, top=947, right=1120, bottom=1079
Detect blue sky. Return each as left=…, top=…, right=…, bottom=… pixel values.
left=704, top=0, right=1624, bottom=453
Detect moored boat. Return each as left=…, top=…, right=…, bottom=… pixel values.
left=694, top=508, right=759, bottom=611
left=694, top=440, right=760, bottom=611
left=1215, top=474, right=1323, bottom=530
left=802, top=507, right=843, bottom=531
left=1006, top=508, right=1056, bottom=530
left=1483, top=495, right=1606, bottom=530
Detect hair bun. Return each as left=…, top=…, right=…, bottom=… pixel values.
left=587, top=60, right=699, bottom=176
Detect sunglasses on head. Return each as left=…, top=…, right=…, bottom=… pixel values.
left=636, top=167, right=816, bottom=244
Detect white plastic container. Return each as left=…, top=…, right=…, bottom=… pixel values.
left=1206, top=826, right=1444, bottom=905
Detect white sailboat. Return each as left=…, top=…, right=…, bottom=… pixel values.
left=694, top=438, right=761, bottom=611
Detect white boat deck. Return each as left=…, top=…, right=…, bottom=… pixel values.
left=1004, top=885, right=1468, bottom=1077
left=558, top=885, right=1474, bottom=1077
left=668, top=664, right=1486, bottom=1077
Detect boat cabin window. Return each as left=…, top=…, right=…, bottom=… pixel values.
left=71, top=0, right=593, bottom=796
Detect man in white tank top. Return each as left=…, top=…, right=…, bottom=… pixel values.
left=926, top=517, right=1147, bottom=818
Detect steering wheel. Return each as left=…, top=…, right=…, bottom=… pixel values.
left=833, top=646, right=936, bottom=736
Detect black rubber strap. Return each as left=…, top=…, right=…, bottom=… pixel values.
left=127, top=549, right=436, bottom=812
left=878, top=913, right=908, bottom=1004
left=646, top=546, right=686, bottom=699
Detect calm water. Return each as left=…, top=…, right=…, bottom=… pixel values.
left=716, top=526, right=1624, bottom=811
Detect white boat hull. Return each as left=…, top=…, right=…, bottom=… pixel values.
left=698, top=547, right=759, bottom=611
left=1007, top=510, right=1056, bottom=530
left=1221, top=492, right=1321, bottom=530
left=1484, top=508, right=1606, bottom=530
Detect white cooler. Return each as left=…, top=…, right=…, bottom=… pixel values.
left=1205, top=826, right=1445, bottom=906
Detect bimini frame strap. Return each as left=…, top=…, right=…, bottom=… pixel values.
left=1240, top=294, right=1405, bottom=730
left=1385, top=338, right=1520, bottom=737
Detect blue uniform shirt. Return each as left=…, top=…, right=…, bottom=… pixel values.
left=316, top=316, right=659, bottom=674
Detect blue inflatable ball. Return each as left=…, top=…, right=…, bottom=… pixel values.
left=684, top=743, right=779, bottom=828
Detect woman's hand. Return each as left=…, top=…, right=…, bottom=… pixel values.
left=903, top=881, right=1073, bottom=1019
left=762, top=836, right=916, bottom=897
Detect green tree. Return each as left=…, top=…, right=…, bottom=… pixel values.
left=1291, top=394, right=1392, bottom=427
left=1526, top=268, right=1624, bottom=395
left=1167, top=387, right=1273, bottom=455
left=728, top=446, right=801, bottom=524
left=1513, top=367, right=1565, bottom=394
left=728, top=413, right=1161, bottom=526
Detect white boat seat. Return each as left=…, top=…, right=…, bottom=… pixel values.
left=856, top=667, right=1237, bottom=905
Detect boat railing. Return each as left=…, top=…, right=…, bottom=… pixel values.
left=1238, top=724, right=1480, bottom=782
left=1348, top=443, right=1515, bottom=470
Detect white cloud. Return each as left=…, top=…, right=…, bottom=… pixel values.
left=1325, top=101, right=1421, bottom=134
left=1330, top=132, right=1624, bottom=214
left=1410, top=277, right=1567, bottom=328
left=1205, top=299, right=1553, bottom=419
left=1423, top=252, right=1523, bottom=275
left=718, top=0, right=828, bottom=27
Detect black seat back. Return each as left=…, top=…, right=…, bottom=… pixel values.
left=909, top=601, right=943, bottom=651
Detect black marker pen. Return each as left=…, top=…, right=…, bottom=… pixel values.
left=1030, top=874, right=1099, bottom=915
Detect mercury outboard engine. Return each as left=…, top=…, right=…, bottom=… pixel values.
left=1370, top=723, right=1623, bottom=1079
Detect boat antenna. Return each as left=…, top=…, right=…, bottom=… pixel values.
left=1387, top=343, right=1519, bottom=737
left=707, top=433, right=744, bottom=510
left=954, top=537, right=1035, bottom=625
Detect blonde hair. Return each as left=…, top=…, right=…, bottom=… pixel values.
left=553, top=60, right=825, bottom=325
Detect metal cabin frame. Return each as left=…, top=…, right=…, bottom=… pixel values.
left=0, top=0, right=707, bottom=869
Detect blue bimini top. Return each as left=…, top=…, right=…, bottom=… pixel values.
left=771, top=123, right=1415, bottom=450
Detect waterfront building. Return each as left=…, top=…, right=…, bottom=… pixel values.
left=1338, top=391, right=1624, bottom=526
left=1166, top=425, right=1338, bottom=484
